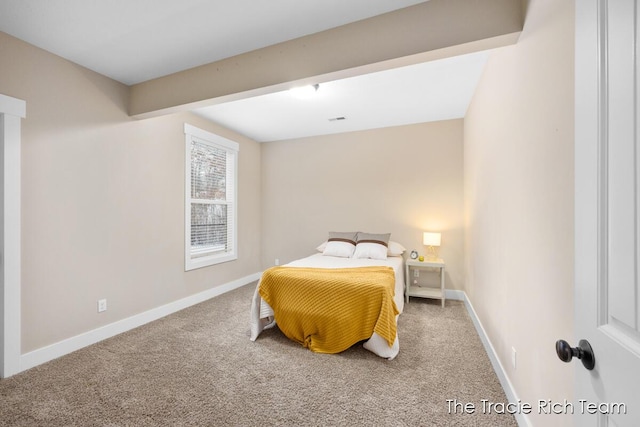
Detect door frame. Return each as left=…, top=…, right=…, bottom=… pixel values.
left=0, top=93, right=25, bottom=378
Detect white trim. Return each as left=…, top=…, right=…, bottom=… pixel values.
left=20, top=272, right=261, bottom=373
left=0, top=94, right=26, bottom=118
left=445, top=289, right=465, bottom=301
left=405, top=286, right=526, bottom=424
left=183, top=123, right=239, bottom=152
left=462, top=292, right=531, bottom=427
left=18, top=272, right=524, bottom=424
left=1, top=93, right=25, bottom=378
left=184, top=123, right=239, bottom=271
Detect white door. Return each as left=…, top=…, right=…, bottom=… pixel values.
left=574, top=0, right=640, bottom=425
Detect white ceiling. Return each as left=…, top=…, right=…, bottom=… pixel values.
left=0, top=0, right=428, bottom=85
left=195, top=51, right=489, bottom=142
left=0, top=0, right=490, bottom=142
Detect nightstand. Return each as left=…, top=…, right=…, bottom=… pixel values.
left=405, top=258, right=445, bottom=307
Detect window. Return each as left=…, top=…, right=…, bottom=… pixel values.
left=184, top=124, right=239, bottom=270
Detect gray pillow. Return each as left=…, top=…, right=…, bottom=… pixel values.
left=356, top=232, right=390, bottom=247
left=353, top=232, right=391, bottom=260
left=328, top=231, right=358, bottom=245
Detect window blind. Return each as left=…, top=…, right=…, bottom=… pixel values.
left=184, top=124, right=238, bottom=270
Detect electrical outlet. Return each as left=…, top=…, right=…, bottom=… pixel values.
left=275, top=258, right=280, bottom=266
left=512, top=347, right=517, bottom=369
left=97, top=299, right=107, bottom=313
left=414, top=270, right=419, bottom=278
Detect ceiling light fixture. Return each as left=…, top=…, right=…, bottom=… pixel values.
left=290, top=84, right=319, bottom=99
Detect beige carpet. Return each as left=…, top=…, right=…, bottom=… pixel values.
left=0, top=283, right=516, bottom=426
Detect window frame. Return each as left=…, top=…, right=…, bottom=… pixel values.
left=184, top=123, right=239, bottom=271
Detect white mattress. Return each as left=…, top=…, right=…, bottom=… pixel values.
left=250, top=253, right=405, bottom=359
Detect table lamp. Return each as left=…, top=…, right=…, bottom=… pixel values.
left=423, top=232, right=441, bottom=260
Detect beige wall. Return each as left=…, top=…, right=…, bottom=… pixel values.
left=261, top=120, right=465, bottom=291
left=464, top=0, right=574, bottom=425
left=0, top=32, right=262, bottom=353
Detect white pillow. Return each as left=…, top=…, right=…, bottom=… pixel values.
left=387, top=241, right=406, bottom=257
left=322, top=231, right=358, bottom=258
left=352, top=232, right=391, bottom=260
left=320, top=239, right=405, bottom=257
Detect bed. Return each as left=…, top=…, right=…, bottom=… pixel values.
left=250, top=233, right=406, bottom=359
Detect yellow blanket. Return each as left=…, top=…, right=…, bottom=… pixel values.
left=258, top=266, right=399, bottom=354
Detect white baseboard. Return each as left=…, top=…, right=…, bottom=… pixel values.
left=20, top=272, right=261, bottom=373
left=461, top=292, right=531, bottom=427
left=445, top=289, right=465, bottom=301
left=18, top=275, right=528, bottom=427
left=411, top=287, right=529, bottom=425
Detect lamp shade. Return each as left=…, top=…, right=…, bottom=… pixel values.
left=423, top=232, right=441, bottom=246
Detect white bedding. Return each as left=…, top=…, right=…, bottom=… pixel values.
left=249, top=253, right=405, bottom=359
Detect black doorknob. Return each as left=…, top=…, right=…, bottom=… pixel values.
left=555, top=339, right=595, bottom=370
